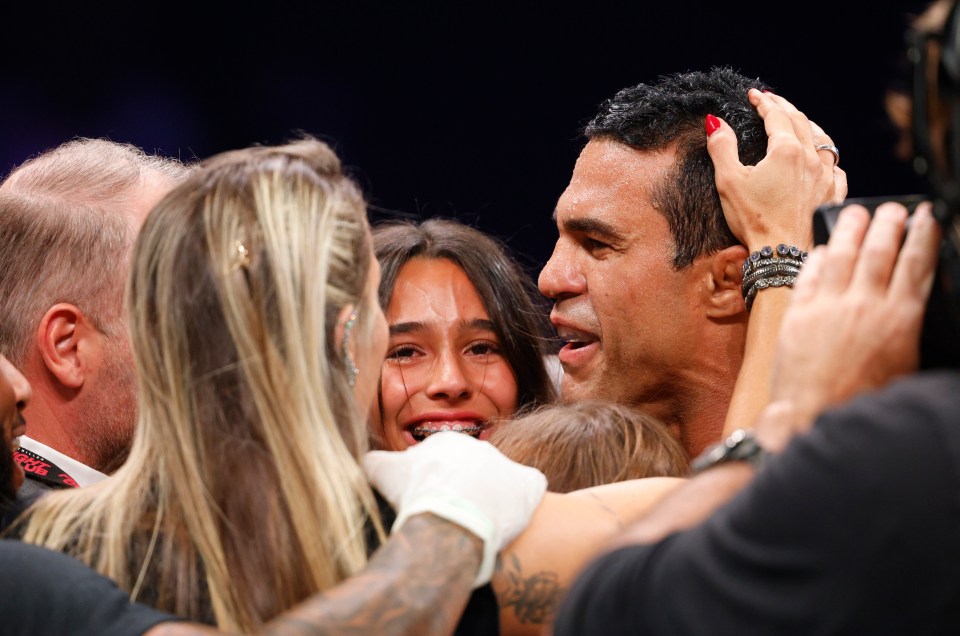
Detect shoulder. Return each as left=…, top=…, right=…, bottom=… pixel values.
left=0, top=540, right=176, bottom=636
left=718, top=370, right=960, bottom=582
left=799, top=370, right=960, bottom=481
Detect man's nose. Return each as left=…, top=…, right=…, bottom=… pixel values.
left=538, top=242, right=584, bottom=300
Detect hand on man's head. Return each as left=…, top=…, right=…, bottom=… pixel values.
left=707, top=89, right=846, bottom=251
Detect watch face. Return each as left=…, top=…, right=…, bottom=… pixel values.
left=691, top=429, right=767, bottom=473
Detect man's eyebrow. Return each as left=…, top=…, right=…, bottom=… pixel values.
left=556, top=213, right=625, bottom=241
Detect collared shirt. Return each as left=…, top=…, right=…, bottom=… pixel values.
left=18, top=436, right=107, bottom=487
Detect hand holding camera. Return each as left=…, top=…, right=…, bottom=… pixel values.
left=759, top=202, right=942, bottom=450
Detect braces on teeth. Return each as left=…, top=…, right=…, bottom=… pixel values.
left=411, top=424, right=484, bottom=440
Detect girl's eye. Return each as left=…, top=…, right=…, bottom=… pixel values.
left=386, top=345, right=419, bottom=360
left=467, top=341, right=499, bottom=356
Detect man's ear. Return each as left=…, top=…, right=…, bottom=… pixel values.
left=36, top=303, right=93, bottom=389
left=703, top=245, right=749, bottom=318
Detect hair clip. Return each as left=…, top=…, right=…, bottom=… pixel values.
left=232, top=240, right=251, bottom=271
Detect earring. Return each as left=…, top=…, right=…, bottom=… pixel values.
left=342, top=310, right=359, bottom=387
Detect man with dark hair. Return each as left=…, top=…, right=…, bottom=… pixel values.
left=539, top=67, right=843, bottom=458
left=553, top=5, right=960, bottom=629
left=552, top=186, right=960, bottom=636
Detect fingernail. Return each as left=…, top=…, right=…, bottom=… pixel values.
left=763, top=89, right=775, bottom=95
left=705, top=114, right=721, bottom=136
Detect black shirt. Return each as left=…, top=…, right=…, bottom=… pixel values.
left=554, top=371, right=960, bottom=636
left=0, top=539, right=175, bottom=636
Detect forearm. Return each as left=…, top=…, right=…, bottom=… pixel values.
left=608, top=463, right=754, bottom=548
left=722, top=286, right=792, bottom=438
left=493, top=480, right=685, bottom=636
left=149, top=513, right=482, bottom=636
left=263, top=513, right=480, bottom=636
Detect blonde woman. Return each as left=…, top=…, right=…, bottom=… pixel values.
left=15, top=138, right=549, bottom=635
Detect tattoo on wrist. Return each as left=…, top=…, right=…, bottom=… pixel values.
left=494, top=553, right=565, bottom=626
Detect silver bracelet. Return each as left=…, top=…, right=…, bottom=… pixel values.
left=741, top=244, right=807, bottom=312
left=745, top=275, right=798, bottom=311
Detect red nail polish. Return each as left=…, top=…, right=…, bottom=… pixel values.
left=705, top=114, right=721, bottom=136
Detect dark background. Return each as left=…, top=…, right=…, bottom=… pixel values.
left=0, top=1, right=933, bottom=276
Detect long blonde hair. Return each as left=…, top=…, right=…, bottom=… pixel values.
left=20, top=138, right=384, bottom=632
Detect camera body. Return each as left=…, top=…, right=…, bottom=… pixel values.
left=812, top=1, right=960, bottom=369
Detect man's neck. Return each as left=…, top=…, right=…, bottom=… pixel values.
left=643, top=380, right=735, bottom=460
left=20, top=377, right=99, bottom=472
left=673, top=390, right=734, bottom=460
left=639, top=332, right=746, bottom=460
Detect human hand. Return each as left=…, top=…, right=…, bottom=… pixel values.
left=707, top=89, right=847, bottom=252
left=362, top=431, right=547, bottom=587
left=757, top=202, right=941, bottom=451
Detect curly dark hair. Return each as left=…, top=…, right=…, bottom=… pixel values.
left=585, top=66, right=770, bottom=268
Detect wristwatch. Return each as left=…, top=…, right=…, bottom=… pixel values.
left=691, top=428, right=768, bottom=474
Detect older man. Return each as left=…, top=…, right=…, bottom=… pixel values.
left=0, top=139, right=192, bottom=494
left=539, top=67, right=843, bottom=458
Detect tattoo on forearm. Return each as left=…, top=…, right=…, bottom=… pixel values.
left=495, top=553, right=565, bottom=625
left=258, top=514, right=481, bottom=636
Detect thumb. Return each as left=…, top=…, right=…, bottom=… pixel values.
left=705, top=114, right=743, bottom=179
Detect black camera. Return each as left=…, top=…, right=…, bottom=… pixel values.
left=812, top=2, right=960, bottom=369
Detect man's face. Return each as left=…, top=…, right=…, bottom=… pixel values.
left=0, top=354, right=31, bottom=496
left=538, top=139, right=707, bottom=407
left=76, top=175, right=176, bottom=472
left=78, top=320, right=139, bottom=473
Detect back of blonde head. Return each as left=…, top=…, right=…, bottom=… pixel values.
left=20, top=138, right=383, bottom=632
left=489, top=400, right=690, bottom=493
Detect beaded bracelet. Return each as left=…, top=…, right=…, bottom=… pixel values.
left=741, top=262, right=801, bottom=293
left=741, top=244, right=807, bottom=312
left=742, top=244, right=808, bottom=276
left=745, top=275, right=798, bottom=311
